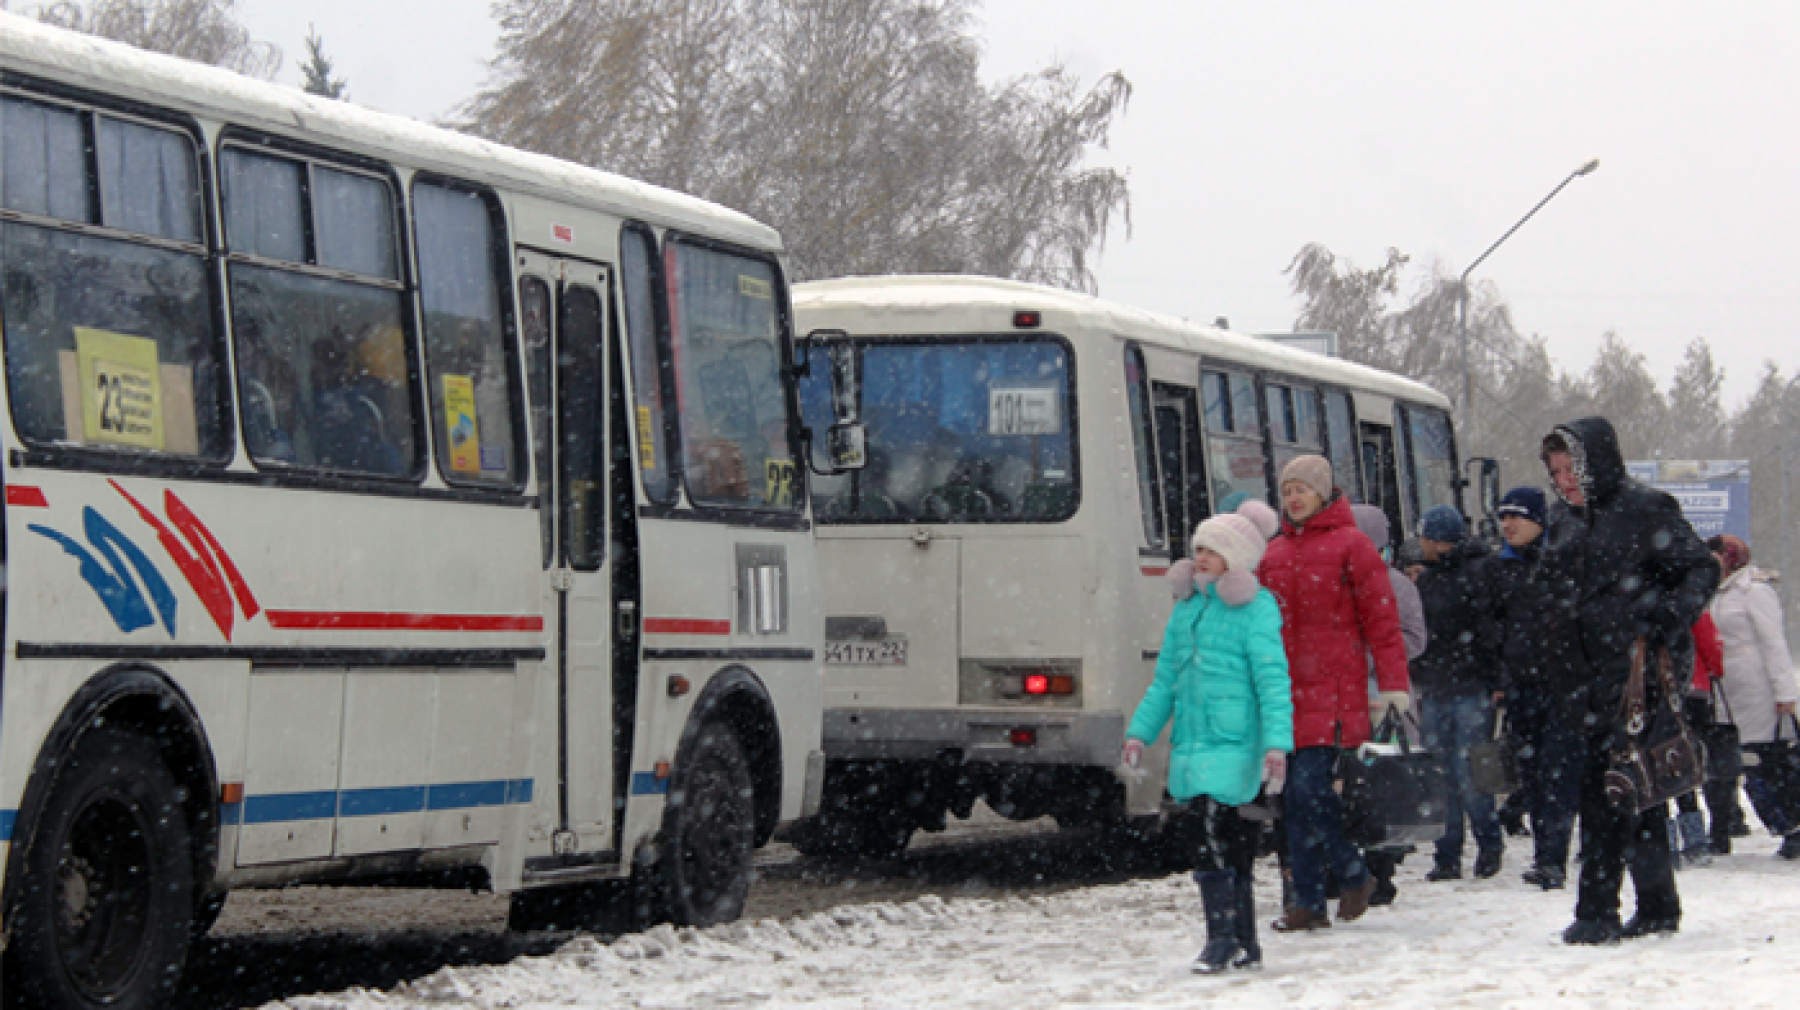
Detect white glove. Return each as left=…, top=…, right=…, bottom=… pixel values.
left=1122, top=738, right=1145, bottom=769
left=1378, top=691, right=1412, bottom=716
left=1262, top=751, right=1287, bottom=795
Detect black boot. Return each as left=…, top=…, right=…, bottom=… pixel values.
left=1192, top=870, right=1242, bottom=974
left=1233, top=873, right=1262, bottom=969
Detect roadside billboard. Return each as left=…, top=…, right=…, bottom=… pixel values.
left=1625, top=459, right=1750, bottom=540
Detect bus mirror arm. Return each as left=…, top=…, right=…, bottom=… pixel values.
left=790, top=327, right=850, bottom=381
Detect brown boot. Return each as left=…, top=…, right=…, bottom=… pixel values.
left=1270, top=906, right=1332, bottom=932
left=1337, top=876, right=1378, bottom=921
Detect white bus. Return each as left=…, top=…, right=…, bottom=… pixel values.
left=792, top=275, right=1460, bottom=857
left=0, top=17, right=851, bottom=1008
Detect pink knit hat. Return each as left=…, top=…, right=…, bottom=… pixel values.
left=1280, top=454, right=1333, bottom=502
left=1189, top=500, right=1280, bottom=605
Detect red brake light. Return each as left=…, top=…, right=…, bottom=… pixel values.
left=1010, top=727, right=1038, bottom=747
left=1013, top=310, right=1041, bottom=329
left=1024, top=674, right=1050, bottom=694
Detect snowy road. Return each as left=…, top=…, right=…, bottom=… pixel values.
left=264, top=831, right=1800, bottom=1008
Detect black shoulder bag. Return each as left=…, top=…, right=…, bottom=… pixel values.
left=1602, top=638, right=1705, bottom=815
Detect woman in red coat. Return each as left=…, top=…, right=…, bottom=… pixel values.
left=1260, top=455, right=1412, bottom=931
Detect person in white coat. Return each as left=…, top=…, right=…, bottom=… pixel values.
left=1707, top=534, right=1800, bottom=858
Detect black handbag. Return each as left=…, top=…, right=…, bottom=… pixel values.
left=1743, top=714, right=1800, bottom=836
left=1601, top=639, right=1706, bottom=815
left=1341, top=707, right=1449, bottom=848
left=1469, top=706, right=1521, bottom=796
left=1702, top=682, right=1743, bottom=782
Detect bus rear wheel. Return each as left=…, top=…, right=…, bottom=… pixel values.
left=7, top=726, right=196, bottom=1010
left=653, top=721, right=753, bottom=928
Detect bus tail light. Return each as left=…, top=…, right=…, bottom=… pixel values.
left=960, top=659, right=1081, bottom=707
left=1010, top=727, right=1038, bottom=747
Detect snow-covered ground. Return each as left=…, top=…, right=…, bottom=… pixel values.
left=269, top=831, right=1800, bottom=1009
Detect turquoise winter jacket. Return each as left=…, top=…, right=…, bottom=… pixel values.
left=1127, top=583, right=1295, bottom=806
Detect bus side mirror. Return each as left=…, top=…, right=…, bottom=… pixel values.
left=826, top=422, right=867, bottom=471
left=1466, top=456, right=1502, bottom=542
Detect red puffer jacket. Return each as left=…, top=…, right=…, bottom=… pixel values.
left=1259, top=494, right=1411, bottom=748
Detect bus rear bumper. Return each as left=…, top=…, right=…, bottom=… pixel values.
left=822, top=708, right=1123, bottom=766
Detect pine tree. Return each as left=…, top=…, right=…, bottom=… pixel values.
left=299, top=24, right=347, bottom=100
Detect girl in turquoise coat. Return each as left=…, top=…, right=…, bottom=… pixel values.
left=1124, top=500, right=1293, bottom=973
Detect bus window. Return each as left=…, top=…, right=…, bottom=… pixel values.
left=1201, top=369, right=1268, bottom=507
left=413, top=180, right=522, bottom=488
left=227, top=148, right=414, bottom=477
left=1124, top=346, right=1163, bottom=546
left=1323, top=389, right=1361, bottom=501
left=666, top=240, right=795, bottom=509
left=2, top=97, right=228, bottom=459
left=812, top=338, right=1075, bottom=522
left=519, top=276, right=553, bottom=565
left=620, top=225, right=676, bottom=503
left=1401, top=404, right=1459, bottom=517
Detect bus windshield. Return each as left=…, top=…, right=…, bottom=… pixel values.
left=803, top=337, right=1077, bottom=523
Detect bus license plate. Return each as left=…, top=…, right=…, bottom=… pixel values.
left=825, top=638, right=908, bottom=666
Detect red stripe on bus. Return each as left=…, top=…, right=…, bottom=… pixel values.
left=643, top=618, right=733, bottom=635
left=265, top=611, right=545, bottom=632
left=1141, top=566, right=1169, bottom=577
left=6, top=486, right=48, bottom=507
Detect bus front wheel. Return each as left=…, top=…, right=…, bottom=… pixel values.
left=7, top=726, right=196, bottom=1010
left=653, top=721, right=754, bottom=928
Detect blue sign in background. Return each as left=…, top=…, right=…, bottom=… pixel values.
left=1626, top=460, right=1751, bottom=541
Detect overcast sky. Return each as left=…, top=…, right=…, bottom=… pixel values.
left=224, top=1, right=1800, bottom=409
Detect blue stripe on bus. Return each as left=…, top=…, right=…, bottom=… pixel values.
left=631, top=772, right=670, bottom=796
left=0, top=810, right=14, bottom=841
left=234, top=779, right=534, bottom=825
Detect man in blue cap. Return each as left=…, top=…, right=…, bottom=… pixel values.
left=1412, top=504, right=1505, bottom=880
left=1490, top=486, right=1583, bottom=889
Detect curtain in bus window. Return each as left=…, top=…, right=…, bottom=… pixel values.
left=1229, top=374, right=1258, bottom=433
left=1202, top=371, right=1230, bottom=433
left=848, top=340, right=1074, bottom=522
left=312, top=168, right=396, bottom=280
left=1124, top=347, right=1163, bottom=545
left=97, top=118, right=200, bottom=243
left=0, top=99, right=90, bottom=223
left=222, top=150, right=306, bottom=263
left=414, top=182, right=520, bottom=486
left=1265, top=385, right=1294, bottom=443
left=2, top=224, right=224, bottom=457
left=666, top=243, right=794, bottom=509
left=1407, top=406, right=1458, bottom=514
left=619, top=227, right=674, bottom=503
left=230, top=265, right=412, bottom=474
left=1324, top=390, right=1360, bottom=502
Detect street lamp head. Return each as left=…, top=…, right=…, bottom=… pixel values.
left=1576, top=158, right=1600, bottom=176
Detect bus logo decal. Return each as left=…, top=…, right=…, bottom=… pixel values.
left=30, top=508, right=178, bottom=636
left=109, top=480, right=260, bottom=641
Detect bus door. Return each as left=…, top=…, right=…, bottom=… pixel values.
left=1152, top=383, right=1206, bottom=552
left=1359, top=422, right=1405, bottom=548
left=520, top=251, right=622, bottom=858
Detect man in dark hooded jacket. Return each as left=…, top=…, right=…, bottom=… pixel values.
left=1539, top=417, right=1718, bottom=944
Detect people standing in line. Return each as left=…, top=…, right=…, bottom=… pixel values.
left=1707, top=533, right=1800, bottom=858
left=1491, top=486, right=1585, bottom=890
left=1258, top=455, right=1412, bottom=932
left=1125, top=501, right=1292, bottom=974
left=1410, top=504, right=1505, bottom=881
left=1352, top=504, right=1428, bottom=906
left=1672, top=606, right=1725, bottom=867
left=1539, top=418, right=1718, bottom=944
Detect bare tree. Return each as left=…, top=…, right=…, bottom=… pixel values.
left=37, top=0, right=282, bottom=79
left=458, top=0, right=1130, bottom=289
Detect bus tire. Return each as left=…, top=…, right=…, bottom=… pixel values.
left=654, top=721, right=754, bottom=928
left=6, top=726, right=195, bottom=1010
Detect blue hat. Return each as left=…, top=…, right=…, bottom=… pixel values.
left=1497, top=486, right=1547, bottom=528
left=1419, top=505, right=1466, bottom=543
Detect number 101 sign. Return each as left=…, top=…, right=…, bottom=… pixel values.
left=988, top=385, right=1061, bottom=436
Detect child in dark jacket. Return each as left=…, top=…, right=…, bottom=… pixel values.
left=1126, top=500, right=1292, bottom=973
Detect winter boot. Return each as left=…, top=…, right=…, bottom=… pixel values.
left=1778, top=831, right=1800, bottom=860
left=1233, top=873, right=1263, bottom=970
left=1192, top=870, right=1243, bottom=974
left=1676, top=810, right=1713, bottom=868
left=1473, top=846, right=1504, bottom=879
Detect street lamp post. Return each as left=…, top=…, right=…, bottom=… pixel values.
left=1456, top=158, right=1601, bottom=447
